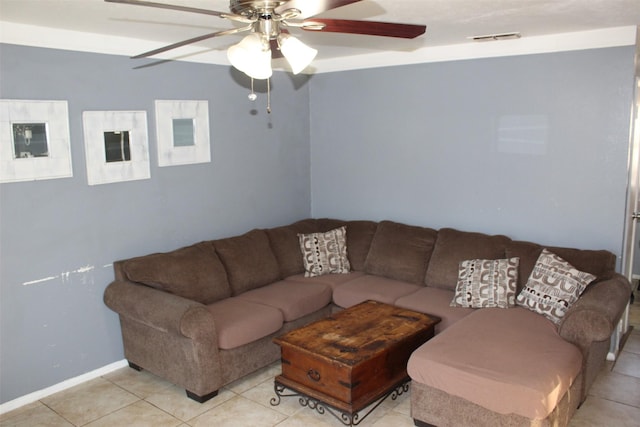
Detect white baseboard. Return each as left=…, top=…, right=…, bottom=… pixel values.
left=0, top=359, right=128, bottom=415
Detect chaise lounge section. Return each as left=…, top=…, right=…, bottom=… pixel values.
left=103, top=218, right=630, bottom=425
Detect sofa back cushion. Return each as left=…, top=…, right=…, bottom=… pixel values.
left=345, top=220, right=379, bottom=271
left=506, top=240, right=616, bottom=291
left=266, top=219, right=322, bottom=277
left=425, top=228, right=511, bottom=290
left=317, top=218, right=348, bottom=232
left=364, top=220, right=438, bottom=284
left=121, top=241, right=231, bottom=304
left=214, top=229, right=281, bottom=295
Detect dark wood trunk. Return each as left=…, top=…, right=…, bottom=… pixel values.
left=274, top=300, right=440, bottom=413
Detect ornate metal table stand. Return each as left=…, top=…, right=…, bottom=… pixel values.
left=270, top=379, right=410, bottom=426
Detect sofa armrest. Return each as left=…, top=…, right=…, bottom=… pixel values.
left=104, top=280, right=215, bottom=340
left=558, top=273, right=631, bottom=349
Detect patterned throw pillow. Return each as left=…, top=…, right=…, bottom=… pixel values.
left=450, top=258, right=519, bottom=308
left=516, top=249, right=596, bottom=324
left=298, top=226, right=351, bottom=277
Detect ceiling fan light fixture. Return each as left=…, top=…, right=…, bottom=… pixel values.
left=227, top=33, right=273, bottom=79
left=277, top=33, right=318, bottom=74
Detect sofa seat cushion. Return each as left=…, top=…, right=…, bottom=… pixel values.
left=285, top=271, right=365, bottom=290
left=205, top=298, right=284, bottom=350
left=395, top=287, right=475, bottom=333
left=332, top=274, right=422, bottom=308
left=408, top=307, right=582, bottom=420
left=236, top=280, right=332, bottom=322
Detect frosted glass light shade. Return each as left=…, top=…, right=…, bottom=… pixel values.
left=278, top=34, right=317, bottom=74
left=227, top=33, right=272, bottom=80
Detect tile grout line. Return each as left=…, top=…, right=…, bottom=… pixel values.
left=587, top=395, right=640, bottom=411
left=94, top=372, right=185, bottom=427
left=37, top=399, right=77, bottom=427
left=79, top=375, right=140, bottom=427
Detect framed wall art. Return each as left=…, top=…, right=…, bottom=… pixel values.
left=82, top=110, right=150, bottom=185
left=0, top=99, right=73, bottom=183
left=155, top=100, right=211, bottom=167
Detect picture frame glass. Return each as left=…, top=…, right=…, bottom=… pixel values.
left=172, top=118, right=195, bottom=147
left=12, top=122, right=49, bottom=159
left=104, top=131, right=131, bottom=162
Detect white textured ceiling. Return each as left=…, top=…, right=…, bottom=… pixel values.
left=1, top=0, right=639, bottom=70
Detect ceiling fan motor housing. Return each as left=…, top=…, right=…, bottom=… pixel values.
left=231, top=0, right=297, bottom=40
left=230, top=0, right=288, bottom=16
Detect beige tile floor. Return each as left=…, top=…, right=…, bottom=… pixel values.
left=2, top=292, right=640, bottom=427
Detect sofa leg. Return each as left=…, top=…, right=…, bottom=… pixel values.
left=414, top=420, right=436, bottom=427
left=128, top=361, right=143, bottom=371
left=186, top=389, right=218, bottom=403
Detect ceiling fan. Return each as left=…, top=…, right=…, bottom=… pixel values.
left=105, top=0, right=426, bottom=75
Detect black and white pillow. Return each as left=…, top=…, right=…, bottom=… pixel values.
left=298, top=226, right=350, bottom=277
left=516, top=249, right=595, bottom=324
left=450, top=258, right=519, bottom=308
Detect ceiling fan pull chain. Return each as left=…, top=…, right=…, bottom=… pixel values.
left=267, top=78, right=271, bottom=114
left=248, top=78, right=257, bottom=101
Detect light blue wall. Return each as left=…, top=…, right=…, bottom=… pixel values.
left=0, top=43, right=636, bottom=405
left=309, top=47, right=635, bottom=258
left=0, top=44, right=312, bottom=404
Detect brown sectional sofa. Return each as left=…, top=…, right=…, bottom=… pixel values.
left=103, top=218, right=631, bottom=426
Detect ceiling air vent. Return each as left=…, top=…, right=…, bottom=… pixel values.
left=469, top=32, right=521, bottom=42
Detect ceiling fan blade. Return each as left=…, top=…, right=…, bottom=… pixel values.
left=131, top=26, right=250, bottom=59
left=104, top=0, right=230, bottom=19
left=276, top=0, right=362, bottom=19
left=301, top=18, right=426, bottom=39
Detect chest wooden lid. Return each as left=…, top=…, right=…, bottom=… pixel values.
left=274, top=300, right=440, bottom=365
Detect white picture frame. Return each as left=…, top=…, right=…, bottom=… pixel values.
left=155, top=100, right=211, bottom=167
left=82, top=110, right=150, bottom=186
left=0, top=100, right=73, bottom=183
